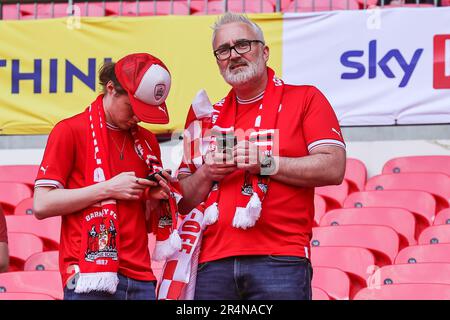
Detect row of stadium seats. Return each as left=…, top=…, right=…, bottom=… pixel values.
left=2, top=0, right=448, bottom=20
left=1, top=155, right=448, bottom=213
left=3, top=213, right=449, bottom=269
left=0, top=155, right=449, bottom=299
left=1, top=242, right=449, bottom=299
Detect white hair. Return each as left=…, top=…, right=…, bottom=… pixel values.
left=212, top=12, right=265, bottom=45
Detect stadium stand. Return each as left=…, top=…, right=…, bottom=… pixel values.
left=365, top=173, right=450, bottom=212
left=418, top=224, right=450, bottom=245
left=394, top=243, right=450, bottom=264
left=319, top=207, right=416, bottom=247
left=0, top=182, right=33, bottom=216
left=313, top=194, right=327, bottom=226
left=13, top=197, right=34, bottom=216
left=434, top=208, right=450, bottom=226
left=285, top=0, right=359, bottom=12
left=368, top=263, right=450, bottom=286
left=312, top=225, right=400, bottom=265
left=7, top=232, right=44, bottom=271
left=0, top=0, right=449, bottom=302
left=0, top=271, right=63, bottom=299
left=310, top=246, right=376, bottom=298
left=343, top=190, right=436, bottom=238
left=6, top=215, right=61, bottom=251
left=343, top=158, right=367, bottom=193
left=354, top=283, right=450, bottom=300
left=24, top=251, right=59, bottom=271
left=191, top=0, right=275, bottom=14
left=0, top=165, right=38, bottom=191
left=0, top=292, right=55, bottom=300
left=382, top=155, right=450, bottom=176
left=1, top=0, right=446, bottom=20
left=311, top=266, right=351, bottom=300
left=312, top=287, right=330, bottom=300
left=315, top=180, right=349, bottom=210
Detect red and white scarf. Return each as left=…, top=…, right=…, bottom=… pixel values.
left=157, top=68, right=284, bottom=299
left=75, top=95, right=181, bottom=294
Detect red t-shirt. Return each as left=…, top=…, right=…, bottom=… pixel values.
left=180, top=85, right=345, bottom=263
left=35, top=111, right=161, bottom=286
left=0, top=207, right=7, bottom=243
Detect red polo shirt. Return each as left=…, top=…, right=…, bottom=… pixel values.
left=179, top=85, right=345, bottom=263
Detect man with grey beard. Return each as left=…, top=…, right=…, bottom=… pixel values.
left=176, top=12, right=346, bottom=300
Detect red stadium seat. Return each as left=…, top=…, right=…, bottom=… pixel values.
left=0, top=292, right=55, bottom=300
left=314, top=194, right=327, bottom=226
left=382, top=155, right=450, bottom=176
left=7, top=232, right=44, bottom=271
left=0, top=182, right=33, bottom=215
left=365, top=173, right=450, bottom=212
left=356, top=0, right=378, bottom=8
left=85, top=2, right=119, bottom=16
left=1, top=4, right=35, bottom=19
left=383, top=3, right=434, bottom=8
left=312, top=225, right=400, bottom=265
left=191, top=0, right=274, bottom=14
left=122, top=1, right=192, bottom=16
left=395, top=243, right=450, bottom=264
left=0, top=165, right=38, bottom=190
left=315, top=180, right=349, bottom=209
left=368, top=263, right=450, bottom=287
left=24, top=251, right=59, bottom=272
left=267, top=0, right=293, bottom=11
left=311, top=246, right=376, bottom=298
left=418, top=225, right=450, bottom=245
left=343, top=190, right=436, bottom=237
left=286, top=0, right=359, bottom=12
left=312, top=266, right=351, bottom=300
left=354, top=283, right=450, bottom=300
left=6, top=215, right=61, bottom=251
left=13, top=197, right=34, bottom=216
left=312, top=287, right=330, bottom=300
left=434, top=208, right=450, bottom=226
left=0, top=271, right=63, bottom=300
left=319, top=207, right=416, bottom=247
left=344, top=158, right=367, bottom=193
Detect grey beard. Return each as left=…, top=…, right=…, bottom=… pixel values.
left=222, top=59, right=265, bottom=87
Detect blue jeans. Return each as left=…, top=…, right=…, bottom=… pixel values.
left=64, top=273, right=156, bottom=300
left=194, top=255, right=313, bottom=300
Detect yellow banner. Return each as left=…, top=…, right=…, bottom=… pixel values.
left=0, top=14, right=282, bottom=135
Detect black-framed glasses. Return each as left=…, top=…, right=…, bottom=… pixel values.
left=213, top=40, right=265, bottom=61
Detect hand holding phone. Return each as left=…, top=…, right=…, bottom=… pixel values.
left=146, top=169, right=172, bottom=183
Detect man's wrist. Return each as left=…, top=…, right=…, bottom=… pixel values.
left=260, top=154, right=278, bottom=176
left=198, top=165, right=215, bottom=184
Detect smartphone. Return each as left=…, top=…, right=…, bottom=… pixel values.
left=146, top=169, right=172, bottom=183
left=215, top=132, right=237, bottom=152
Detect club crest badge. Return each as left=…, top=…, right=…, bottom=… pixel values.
left=154, top=84, right=166, bottom=101
left=85, top=219, right=118, bottom=262
left=241, top=184, right=253, bottom=196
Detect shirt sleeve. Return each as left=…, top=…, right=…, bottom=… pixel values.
left=0, top=208, right=8, bottom=243
left=302, top=86, right=346, bottom=153
left=35, top=120, right=75, bottom=189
